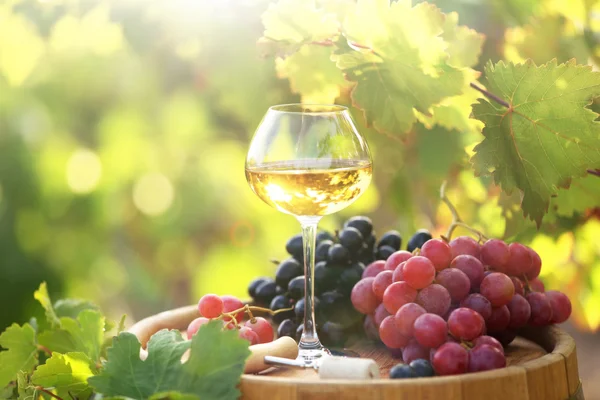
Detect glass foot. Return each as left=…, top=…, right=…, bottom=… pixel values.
left=297, top=347, right=331, bottom=368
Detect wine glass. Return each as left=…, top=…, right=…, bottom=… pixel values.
left=245, top=104, right=372, bottom=366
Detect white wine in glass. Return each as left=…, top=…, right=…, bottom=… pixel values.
left=245, top=104, right=372, bottom=365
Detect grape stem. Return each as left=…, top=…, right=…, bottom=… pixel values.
left=469, top=83, right=510, bottom=108
left=217, top=304, right=294, bottom=328
left=35, top=387, right=63, bottom=400
left=37, top=344, right=52, bottom=356
left=440, top=181, right=489, bottom=242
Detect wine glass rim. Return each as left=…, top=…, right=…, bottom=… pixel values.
left=268, top=103, right=348, bottom=114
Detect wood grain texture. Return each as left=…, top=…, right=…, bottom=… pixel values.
left=128, top=305, right=584, bottom=400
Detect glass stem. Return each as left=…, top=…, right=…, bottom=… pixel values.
left=297, top=216, right=323, bottom=352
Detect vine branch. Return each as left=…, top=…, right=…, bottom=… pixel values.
left=587, top=169, right=600, bottom=177
left=470, top=82, right=510, bottom=108
left=440, top=181, right=489, bottom=242
left=35, top=386, right=63, bottom=400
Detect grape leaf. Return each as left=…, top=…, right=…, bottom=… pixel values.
left=442, top=12, right=485, bottom=68
left=261, top=0, right=339, bottom=53
left=333, top=0, right=468, bottom=134
left=504, top=15, right=589, bottom=65
left=33, top=282, right=60, bottom=328
left=415, top=72, right=484, bottom=135
left=88, top=321, right=251, bottom=400
left=471, top=60, right=600, bottom=225
left=551, top=174, right=600, bottom=217
left=38, top=310, right=105, bottom=363
left=17, top=371, right=35, bottom=400
left=0, top=324, right=38, bottom=389
left=31, top=352, right=94, bottom=399
left=54, top=299, right=100, bottom=320
left=275, top=44, right=349, bottom=103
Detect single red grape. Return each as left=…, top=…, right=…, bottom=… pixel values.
left=362, top=260, right=386, bottom=279
left=238, top=326, right=259, bottom=345
left=546, top=290, right=572, bottom=324
left=421, top=239, right=452, bottom=271
left=384, top=250, right=412, bottom=271
left=480, top=272, right=514, bottom=307
left=372, top=270, right=394, bottom=301
left=403, top=256, right=436, bottom=289
left=394, top=302, right=426, bottom=337
left=392, top=261, right=406, bottom=282
left=473, top=335, right=503, bottom=353
left=436, top=268, right=471, bottom=303
left=374, top=303, right=391, bottom=327
left=221, top=295, right=244, bottom=322
left=481, top=239, right=510, bottom=270
left=447, top=308, right=485, bottom=341
left=383, top=281, right=418, bottom=314
left=187, top=317, right=210, bottom=339
left=527, top=292, right=553, bottom=326
left=468, top=344, right=506, bottom=372
left=525, top=247, right=542, bottom=280
left=413, top=313, right=448, bottom=349
left=449, top=236, right=481, bottom=259
left=451, top=255, right=485, bottom=291
left=244, top=317, right=274, bottom=344
left=351, top=277, right=379, bottom=315
left=402, top=339, right=430, bottom=364
left=416, top=283, right=451, bottom=316
left=507, top=294, right=531, bottom=329
left=198, top=294, right=223, bottom=319
left=379, top=316, right=410, bottom=349
left=460, top=293, right=492, bottom=321
left=432, top=342, right=469, bottom=375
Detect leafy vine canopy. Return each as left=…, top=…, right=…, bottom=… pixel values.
left=261, top=0, right=600, bottom=226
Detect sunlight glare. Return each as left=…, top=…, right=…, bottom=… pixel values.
left=66, top=148, right=102, bottom=194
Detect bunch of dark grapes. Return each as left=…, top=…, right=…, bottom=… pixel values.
left=247, top=216, right=405, bottom=347
left=352, top=234, right=573, bottom=377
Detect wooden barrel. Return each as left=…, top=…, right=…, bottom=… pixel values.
left=128, top=305, right=584, bottom=400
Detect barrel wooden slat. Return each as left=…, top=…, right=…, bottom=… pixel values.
left=459, top=367, right=529, bottom=400
left=523, top=353, right=570, bottom=400
left=128, top=306, right=584, bottom=400
left=550, top=328, right=580, bottom=396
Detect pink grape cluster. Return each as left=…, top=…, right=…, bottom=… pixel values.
left=351, top=236, right=572, bottom=376
left=187, top=294, right=274, bottom=345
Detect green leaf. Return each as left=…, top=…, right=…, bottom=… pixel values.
left=89, top=321, right=251, bottom=400
left=261, top=0, right=339, bottom=50
left=442, top=12, right=485, bottom=68
left=471, top=60, right=600, bottom=225
left=31, top=352, right=94, bottom=400
left=17, top=371, right=35, bottom=400
left=38, top=310, right=105, bottom=363
left=33, top=282, right=60, bottom=328
left=149, top=392, right=201, bottom=400
left=0, top=381, right=15, bottom=399
left=504, top=15, right=589, bottom=65
left=275, top=44, right=349, bottom=103
left=551, top=174, right=600, bottom=217
left=54, top=299, right=100, bottom=320
left=334, top=0, right=468, bottom=135
left=0, top=324, right=38, bottom=389
left=116, top=315, right=127, bottom=335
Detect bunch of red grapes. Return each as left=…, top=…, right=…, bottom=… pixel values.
left=352, top=236, right=572, bottom=376
left=187, top=294, right=275, bottom=345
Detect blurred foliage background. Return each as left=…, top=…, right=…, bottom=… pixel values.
left=1, top=0, right=600, bottom=391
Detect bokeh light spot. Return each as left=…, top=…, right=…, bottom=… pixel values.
left=133, top=173, right=174, bottom=216
left=229, top=220, right=255, bottom=247
left=66, top=148, right=102, bottom=194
